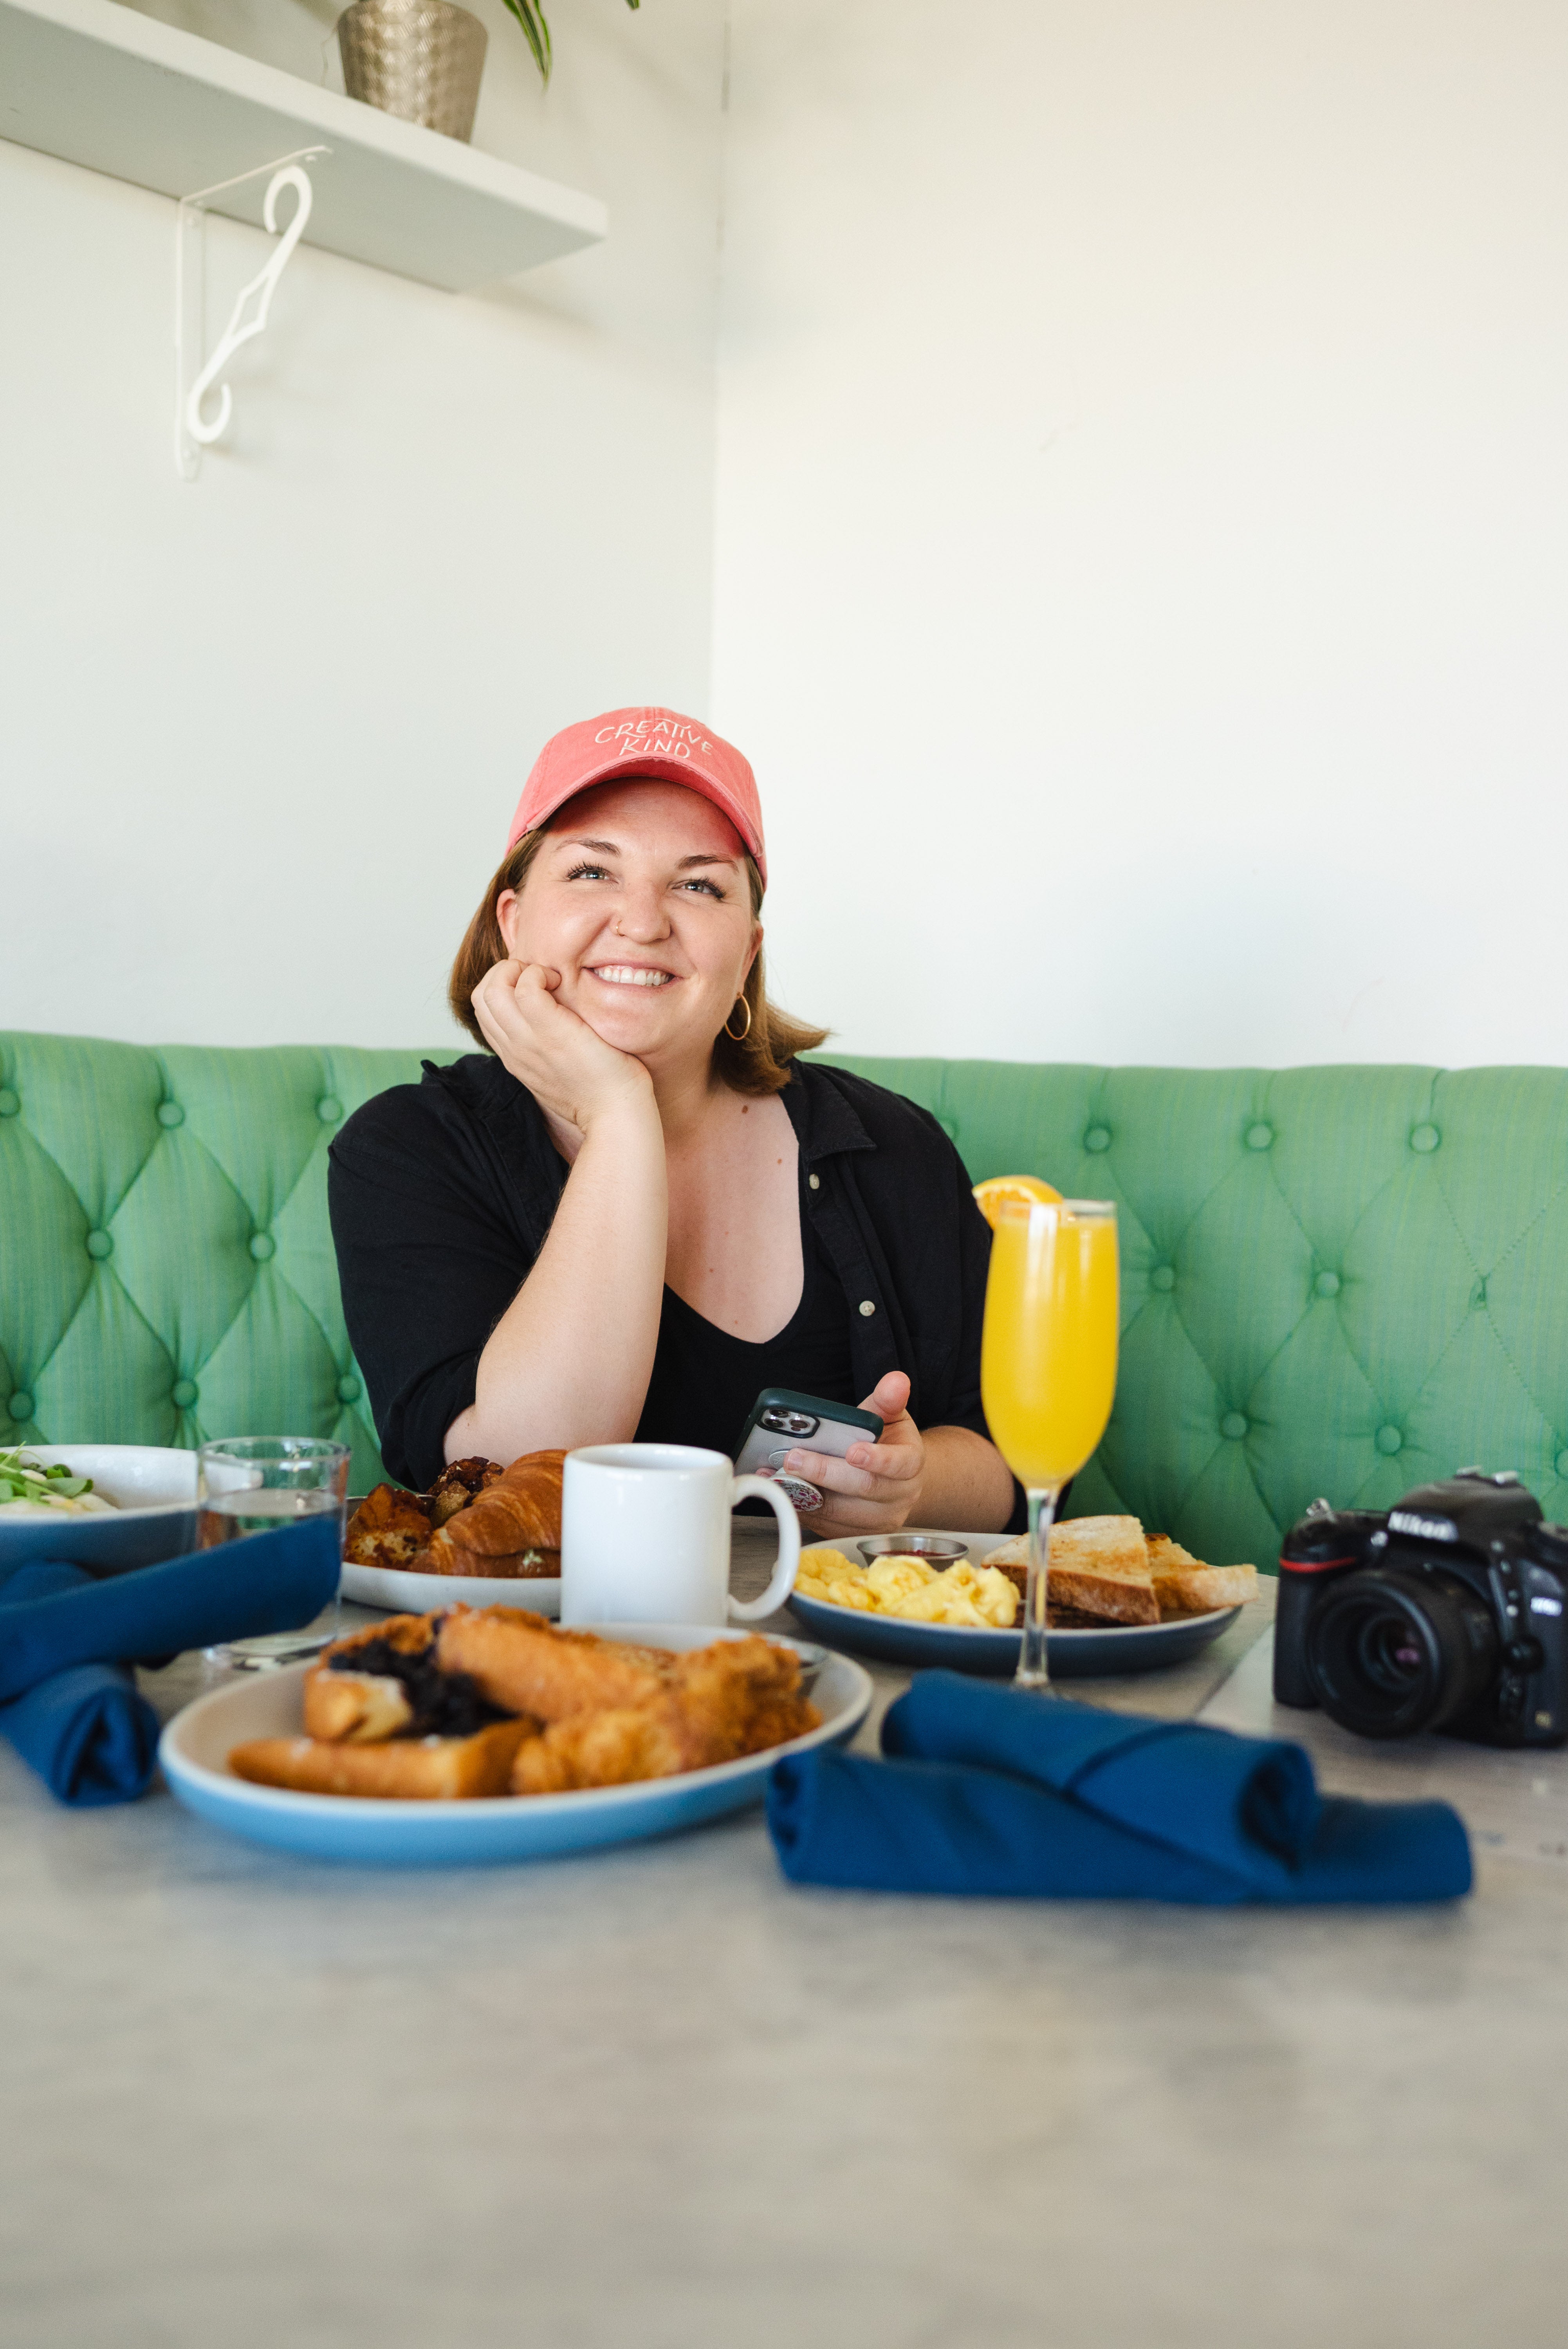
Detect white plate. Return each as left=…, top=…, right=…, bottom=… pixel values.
left=0, top=1445, right=198, bottom=1577
left=340, top=1557, right=561, bottom=1618
left=159, top=1623, right=873, bottom=1865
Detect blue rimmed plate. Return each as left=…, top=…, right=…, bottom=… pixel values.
left=785, top=1590, right=1243, bottom=1679
left=0, top=1446, right=198, bottom=1581
left=159, top=1624, right=873, bottom=1865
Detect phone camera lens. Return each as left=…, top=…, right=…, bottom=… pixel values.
left=761, top=1408, right=816, bottom=1437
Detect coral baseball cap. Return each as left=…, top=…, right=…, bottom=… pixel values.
left=507, top=707, right=767, bottom=888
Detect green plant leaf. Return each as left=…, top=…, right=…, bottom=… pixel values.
left=502, top=0, right=642, bottom=82
left=501, top=0, right=553, bottom=83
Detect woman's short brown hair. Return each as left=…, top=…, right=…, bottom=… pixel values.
left=448, top=830, right=828, bottom=1097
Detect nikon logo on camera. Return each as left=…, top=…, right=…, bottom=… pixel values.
left=1388, top=1510, right=1458, bottom=1542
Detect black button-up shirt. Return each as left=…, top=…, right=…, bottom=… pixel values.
left=328, top=1053, right=1016, bottom=1510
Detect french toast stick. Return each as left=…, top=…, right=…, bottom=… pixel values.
left=229, top=1719, right=531, bottom=1799
left=512, top=1636, right=819, bottom=1793
left=436, top=1606, right=675, bottom=1722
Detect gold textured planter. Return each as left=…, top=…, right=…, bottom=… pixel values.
left=337, top=0, right=489, bottom=144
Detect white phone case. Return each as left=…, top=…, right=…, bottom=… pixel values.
left=734, top=1398, right=875, bottom=1480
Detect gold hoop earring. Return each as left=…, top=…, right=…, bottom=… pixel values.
left=724, top=995, right=752, bottom=1042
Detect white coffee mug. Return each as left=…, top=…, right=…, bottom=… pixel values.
left=560, top=1443, right=801, bottom=1629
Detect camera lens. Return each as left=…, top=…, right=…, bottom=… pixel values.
left=1305, top=1566, right=1499, bottom=1739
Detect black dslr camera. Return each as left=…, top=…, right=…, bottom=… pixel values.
left=1275, top=1470, right=1568, bottom=1746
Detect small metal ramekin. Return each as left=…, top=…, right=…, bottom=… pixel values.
left=856, top=1533, right=970, bottom=1569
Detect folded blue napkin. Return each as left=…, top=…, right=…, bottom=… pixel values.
left=767, top=1671, right=1472, bottom=1904
left=0, top=1514, right=341, bottom=1706
left=0, top=1564, right=159, bottom=1805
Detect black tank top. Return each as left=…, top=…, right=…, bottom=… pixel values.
left=635, top=1165, right=857, bottom=1458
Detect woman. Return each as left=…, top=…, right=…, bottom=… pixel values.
left=329, top=706, right=1019, bottom=1538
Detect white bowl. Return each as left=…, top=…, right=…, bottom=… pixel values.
left=0, top=1445, right=198, bottom=1577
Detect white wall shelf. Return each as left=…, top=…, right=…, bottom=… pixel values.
left=0, top=0, right=607, bottom=289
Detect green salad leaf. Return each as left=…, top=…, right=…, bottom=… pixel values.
left=0, top=1447, right=94, bottom=1504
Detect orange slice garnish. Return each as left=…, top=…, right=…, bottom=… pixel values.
left=972, top=1173, right=1063, bottom=1228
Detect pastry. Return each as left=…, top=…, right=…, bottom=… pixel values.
left=512, top=1635, right=819, bottom=1793
left=308, top=1612, right=527, bottom=1736
left=229, top=1720, right=532, bottom=1800
left=225, top=1606, right=816, bottom=1804
left=342, top=1456, right=520, bottom=1574
left=232, top=1612, right=541, bottom=1799
left=413, top=1449, right=566, bottom=1579
left=425, top=1455, right=505, bottom=1526
left=436, top=1604, right=675, bottom=1721
left=343, top=1482, right=434, bottom=1570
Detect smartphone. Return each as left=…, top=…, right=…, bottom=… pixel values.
left=734, top=1388, right=884, bottom=1481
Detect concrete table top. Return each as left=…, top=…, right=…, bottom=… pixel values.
left=3, top=1539, right=1565, bottom=2349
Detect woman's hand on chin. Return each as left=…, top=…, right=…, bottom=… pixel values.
left=471, top=958, right=652, bottom=1135
left=781, top=1371, right=925, bottom=1537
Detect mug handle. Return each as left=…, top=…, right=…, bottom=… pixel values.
left=726, top=1475, right=802, bottom=1622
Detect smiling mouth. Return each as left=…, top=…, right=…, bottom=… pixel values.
left=586, top=965, right=678, bottom=989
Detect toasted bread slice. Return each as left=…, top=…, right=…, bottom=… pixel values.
left=228, top=1719, right=532, bottom=1799
left=1148, top=1536, right=1258, bottom=1618
left=985, top=1519, right=1157, bottom=1625
left=1047, top=1517, right=1157, bottom=1624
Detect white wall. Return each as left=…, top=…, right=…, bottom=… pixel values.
left=10, top=1, right=1567, bottom=1072
left=1, top=0, right=726, bottom=1048
left=713, top=0, right=1568, bottom=1070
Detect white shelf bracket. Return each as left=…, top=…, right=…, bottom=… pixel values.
left=175, top=146, right=329, bottom=481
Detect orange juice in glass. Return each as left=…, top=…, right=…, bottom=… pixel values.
left=982, top=1199, right=1119, bottom=1688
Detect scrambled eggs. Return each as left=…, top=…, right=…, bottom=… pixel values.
left=796, top=1546, right=1018, bottom=1629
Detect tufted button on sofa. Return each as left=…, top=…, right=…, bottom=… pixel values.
left=0, top=1033, right=463, bottom=1493
left=5, top=1034, right=1568, bottom=1568
left=828, top=1054, right=1568, bottom=1568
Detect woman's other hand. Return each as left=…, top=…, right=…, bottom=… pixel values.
left=781, top=1371, right=924, bottom=1536
left=471, top=958, right=652, bottom=1137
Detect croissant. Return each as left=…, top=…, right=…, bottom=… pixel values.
left=414, top=1449, right=566, bottom=1579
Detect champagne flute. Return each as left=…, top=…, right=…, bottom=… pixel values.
left=981, top=1199, right=1119, bottom=1690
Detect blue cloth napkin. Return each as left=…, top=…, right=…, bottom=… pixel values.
left=767, top=1671, right=1472, bottom=1904
left=0, top=1513, right=341, bottom=1705
left=0, top=1564, right=159, bottom=1805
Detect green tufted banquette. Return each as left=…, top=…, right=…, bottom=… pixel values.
left=4, top=1030, right=1568, bottom=1570
left=0, top=1034, right=462, bottom=1494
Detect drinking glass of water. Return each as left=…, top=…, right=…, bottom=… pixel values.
left=197, top=1436, right=349, bottom=1669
